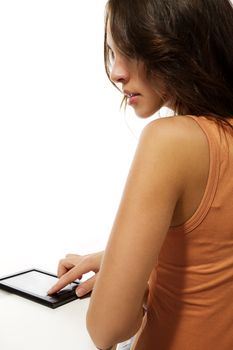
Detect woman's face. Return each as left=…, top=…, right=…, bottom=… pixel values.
left=107, top=27, right=168, bottom=118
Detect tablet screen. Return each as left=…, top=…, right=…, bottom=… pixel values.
left=1, top=270, right=74, bottom=296
left=0, top=269, right=79, bottom=308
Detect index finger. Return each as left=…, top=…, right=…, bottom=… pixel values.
left=57, top=255, right=82, bottom=277
left=47, top=267, right=81, bottom=295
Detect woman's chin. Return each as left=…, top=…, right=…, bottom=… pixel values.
left=134, top=108, right=158, bottom=119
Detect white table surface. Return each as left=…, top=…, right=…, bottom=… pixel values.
left=0, top=289, right=96, bottom=350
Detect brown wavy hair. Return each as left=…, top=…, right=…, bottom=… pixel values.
left=104, top=0, right=233, bottom=122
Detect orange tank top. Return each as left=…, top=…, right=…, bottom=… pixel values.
left=132, top=116, right=233, bottom=350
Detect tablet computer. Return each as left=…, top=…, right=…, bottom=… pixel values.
left=0, top=268, right=80, bottom=308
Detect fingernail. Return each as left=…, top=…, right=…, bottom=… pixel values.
left=76, top=287, right=86, bottom=297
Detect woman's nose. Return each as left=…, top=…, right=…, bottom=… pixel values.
left=110, top=59, right=129, bottom=85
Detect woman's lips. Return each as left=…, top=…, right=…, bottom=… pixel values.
left=128, top=93, right=140, bottom=105
left=124, top=92, right=141, bottom=105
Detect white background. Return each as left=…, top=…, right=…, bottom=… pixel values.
left=0, top=0, right=158, bottom=277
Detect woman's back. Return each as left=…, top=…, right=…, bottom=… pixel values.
left=133, top=116, right=233, bottom=349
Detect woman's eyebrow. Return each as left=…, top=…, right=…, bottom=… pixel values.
left=106, top=44, right=114, bottom=54
left=106, top=33, right=114, bottom=50
left=106, top=43, right=113, bottom=50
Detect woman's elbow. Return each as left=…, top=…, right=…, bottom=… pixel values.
left=86, top=310, right=140, bottom=350
left=86, top=313, right=121, bottom=349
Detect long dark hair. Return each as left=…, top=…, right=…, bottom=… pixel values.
left=104, top=0, right=233, bottom=122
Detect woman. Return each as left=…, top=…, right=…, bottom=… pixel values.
left=48, top=1, right=233, bottom=349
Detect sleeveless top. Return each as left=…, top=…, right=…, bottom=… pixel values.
left=132, top=116, right=233, bottom=350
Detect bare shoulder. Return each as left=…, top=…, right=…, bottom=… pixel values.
left=140, top=115, right=209, bottom=167
left=140, top=116, right=210, bottom=225
left=142, top=115, right=207, bottom=147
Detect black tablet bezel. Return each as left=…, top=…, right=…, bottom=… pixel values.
left=0, top=268, right=79, bottom=308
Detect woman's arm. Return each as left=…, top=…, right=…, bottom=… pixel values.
left=87, top=117, right=190, bottom=349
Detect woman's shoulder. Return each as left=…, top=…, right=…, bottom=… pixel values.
left=140, top=115, right=210, bottom=226
left=141, top=115, right=207, bottom=157
left=135, top=115, right=209, bottom=197
left=144, top=114, right=203, bottom=136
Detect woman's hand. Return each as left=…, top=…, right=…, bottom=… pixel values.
left=47, top=251, right=104, bottom=297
